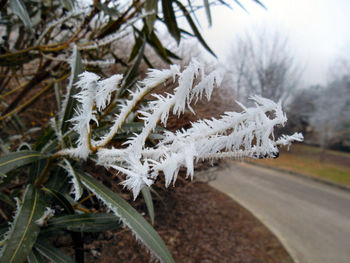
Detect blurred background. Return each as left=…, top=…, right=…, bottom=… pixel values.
left=172, top=0, right=350, bottom=186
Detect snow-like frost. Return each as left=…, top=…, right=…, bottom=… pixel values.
left=61, top=60, right=303, bottom=199
left=35, top=207, right=55, bottom=226
left=60, top=158, right=83, bottom=201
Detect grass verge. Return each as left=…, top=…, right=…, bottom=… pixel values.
left=252, top=144, right=350, bottom=187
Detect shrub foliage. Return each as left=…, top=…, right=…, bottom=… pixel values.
left=0, top=1, right=302, bottom=263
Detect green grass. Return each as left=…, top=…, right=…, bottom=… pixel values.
left=253, top=144, right=350, bottom=187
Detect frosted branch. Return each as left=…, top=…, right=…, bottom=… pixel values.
left=59, top=60, right=303, bottom=199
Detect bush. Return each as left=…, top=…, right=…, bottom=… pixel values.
left=0, top=1, right=302, bottom=262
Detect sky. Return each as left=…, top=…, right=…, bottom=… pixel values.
left=200, top=0, right=350, bottom=86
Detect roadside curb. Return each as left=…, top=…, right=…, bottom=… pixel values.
left=244, top=160, right=350, bottom=193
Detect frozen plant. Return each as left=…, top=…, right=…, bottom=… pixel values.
left=57, top=60, right=303, bottom=198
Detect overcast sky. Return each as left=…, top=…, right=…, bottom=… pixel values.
left=201, top=0, right=350, bottom=86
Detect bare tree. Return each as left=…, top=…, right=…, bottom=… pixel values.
left=225, top=28, right=300, bottom=104
left=309, top=75, right=350, bottom=152
left=283, top=85, right=320, bottom=137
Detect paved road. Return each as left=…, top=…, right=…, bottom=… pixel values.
left=208, top=161, right=350, bottom=263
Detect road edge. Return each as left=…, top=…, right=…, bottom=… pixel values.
left=209, top=180, right=298, bottom=263
left=245, top=160, right=350, bottom=193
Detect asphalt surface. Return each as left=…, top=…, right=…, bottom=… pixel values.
left=208, top=161, right=350, bottom=263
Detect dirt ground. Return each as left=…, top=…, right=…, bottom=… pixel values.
left=77, top=180, right=293, bottom=263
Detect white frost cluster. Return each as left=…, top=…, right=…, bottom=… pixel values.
left=69, top=72, right=123, bottom=159
left=35, top=207, right=55, bottom=226
left=61, top=60, right=303, bottom=199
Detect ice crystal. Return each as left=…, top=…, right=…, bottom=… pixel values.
left=61, top=60, right=303, bottom=198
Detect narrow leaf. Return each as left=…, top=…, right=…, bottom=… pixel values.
left=165, top=47, right=181, bottom=60
left=148, top=31, right=171, bottom=63
left=145, top=0, right=158, bottom=32
left=252, top=0, right=266, bottom=9
left=0, top=185, right=46, bottom=263
left=61, top=159, right=83, bottom=201
left=141, top=187, right=155, bottom=225
left=143, top=54, right=154, bottom=68
left=162, top=0, right=180, bottom=43
left=47, top=213, right=121, bottom=232
left=60, top=45, right=83, bottom=133
left=203, top=0, right=212, bottom=26
left=186, top=0, right=201, bottom=26
left=27, top=248, right=46, bottom=263
left=217, top=0, right=233, bottom=10
left=33, top=127, right=55, bottom=151
left=41, top=187, right=75, bottom=214
left=54, top=82, right=62, bottom=111
left=119, top=39, right=145, bottom=97
left=0, top=151, right=45, bottom=175
left=79, top=172, right=175, bottom=263
left=10, top=0, right=34, bottom=34
left=174, top=0, right=216, bottom=57
left=38, top=227, right=65, bottom=238
left=233, top=0, right=249, bottom=13
left=129, top=35, right=144, bottom=63
left=134, top=26, right=172, bottom=63
left=34, top=240, right=77, bottom=263
left=0, top=192, right=16, bottom=208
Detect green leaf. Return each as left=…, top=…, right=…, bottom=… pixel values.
left=143, top=54, right=154, bottom=68
left=41, top=187, right=75, bottom=214
left=0, top=185, right=46, bottom=263
left=10, top=0, right=34, bottom=34
left=119, top=39, right=145, bottom=97
left=174, top=0, right=216, bottom=57
left=128, top=35, right=144, bottom=63
left=61, top=159, right=83, bottom=201
left=150, top=188, right=167, bottom=209
left=148, top=31, right=171, bottom=63
left=203, top=0, right=212, bottom=26
left=38, top=226, right=65, bottom=238
left=141, top=187, right=155, bottom=225
left=54, top=82, right=62, bottom=112
left=47, top=213, right=121, bottom=232
left=33, top=127, right=55, bottom=152
left=29, top=158, right=47, bottom=184
left=165, top=47, right=181, bottom=60
left=60, top=46, right=83, bottom=133
left=0, top=191, right=16, bottom=208
left=134, top=26, right=173, bottom=63
left=34, top=240, right=77, bottom=263
left=44, top=167, right=71, bottom=193
left=27, top=248, right=46, bottom=263
left=0, top=151, right=45, bottom=176
left=145, top=0, right=158, bottom=32
left=79, top=172, right=175, bottom=263
left=41, top=130, right=77, bottom=155
left=162, top=0, right=180, bottom=43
